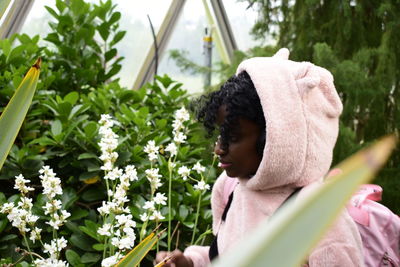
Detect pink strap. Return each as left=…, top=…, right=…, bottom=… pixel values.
left=346, top=184, right=383, bottom=226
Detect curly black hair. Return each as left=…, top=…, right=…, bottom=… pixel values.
left=196, top=71, right=266, bottom=156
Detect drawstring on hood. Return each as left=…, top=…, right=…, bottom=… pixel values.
left=236, top=48, right=343, bottom=191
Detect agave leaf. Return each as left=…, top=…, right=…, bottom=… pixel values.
left=0, top=58, right=41, bottom=169
left=212, top=135, right=396, bottom=267
left=116, top=231, right=159, bottom=267
left=0, top=0, right=12, bottom=21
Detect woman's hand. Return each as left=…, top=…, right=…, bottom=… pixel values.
left=155, top=249, right=194, bottom=267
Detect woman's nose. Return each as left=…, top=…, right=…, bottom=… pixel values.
left=214, top=138, right=227, bottom=156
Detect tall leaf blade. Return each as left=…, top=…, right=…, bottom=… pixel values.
left=212, top=135, right=397, bottom=267
left=0, top=58, right=41, bottom=169
left=0, top=0, right=12, bottom=21
left=116, top=232, right=158, bottom=267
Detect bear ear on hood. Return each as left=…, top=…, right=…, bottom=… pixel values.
left=273, top=48, right=290, bottom=60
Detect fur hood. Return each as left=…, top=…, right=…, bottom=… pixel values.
left=235, top=48, right=343, bottom=190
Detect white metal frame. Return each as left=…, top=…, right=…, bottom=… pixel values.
left=0, top=0, right=237, bottom=90
left=0, top=0, right=34, bottom=39
left=132, top=0, right=237, bottom=89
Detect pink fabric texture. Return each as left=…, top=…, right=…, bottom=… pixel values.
left=347, top=184, right=400, bottom=266
left=184, top=48, right=364, bottom=266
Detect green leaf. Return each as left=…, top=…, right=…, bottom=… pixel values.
left=61, top=187, right=78, bottom=210
left=155, top=119, right=167, bottom=129
left=66, top=249, right=83, bottom=267
left=0, top=220, right=8, bottom=234
left=97, top=22, right=110, bottom=41
left=81, top=187, right=106, bottom=202
left=69, top=104, right=89, bottom=120
left=81, top=252, right=101, bottom=263
left=79, top=225, right=99, bottom=241
left=70, top=234, right=95, bottom=251
left=58, top=102, right=72, bottom=117
left=179, top=205, right=189, bottom=221
left=138, top=106, right=149, bottom=118
left=105, top=64, right=121, bottom=79
left=92, top=243, right=105, bottom=251
left=44, top=6, right=59, bottom=19
left=64, top=91, right=79, bottom=105
left=69, top=208, right=89, bottom=221
left=2, top=39, right=11, bottom=58
left=55, top=0, right=66, bottom=12
left=0, top=192, right=6, bottom=204
left=0, top=234, right=17, bottom=242
left=78, top=153, right=98, bottom=160
left=110, top=31, right=126, bottom=46
left=105, top=48, right=117, bottom=62
left=212, top=136, right=397, bottom=267
left=108, top=11, right=121, bottom=25
left=0, top=59, right=40, bottom=169
left=51, top=119, right=62, bottom=136
left=83, top=121, right=98, bottom=138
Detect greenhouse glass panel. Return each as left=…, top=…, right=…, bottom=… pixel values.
left=158, top=0, right=222, bottom=95
left=222, top=0, right=267, bottom=51
left=19, top=0, right=172, bottom=88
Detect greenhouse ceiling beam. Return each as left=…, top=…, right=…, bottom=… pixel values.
left=203, top=0, right=237, bottom=64
left=132, top=0, right=186, bottom=90
left=0, top=0, right=34, bottom=39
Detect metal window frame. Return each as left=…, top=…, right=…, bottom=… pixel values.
left=132, top=0, right=186, bottom=90
left=203, top=0, right=237, bottom=65
left=0, top=0, right=237, bottom=90
left=132, top=0, right=237, bottom=89
left=0, top=0, right=35, bottom=39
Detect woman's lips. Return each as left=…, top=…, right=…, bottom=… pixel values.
left=218, top=162, right=232, bottom=169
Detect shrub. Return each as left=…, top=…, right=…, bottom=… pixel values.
left=0, top=0, right=216, bottom=265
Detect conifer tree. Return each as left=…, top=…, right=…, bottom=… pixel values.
left=244, top=0, right=400, bottom=210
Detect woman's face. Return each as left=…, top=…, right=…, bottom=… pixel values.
left=214, top=105, right=263, bottom=179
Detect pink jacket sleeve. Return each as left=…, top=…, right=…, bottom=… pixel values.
left=183, top=173, right=228, bottom=267
left=183, top=245, right=210, bottom=267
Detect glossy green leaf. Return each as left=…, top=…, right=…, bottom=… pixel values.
left=51, top=119, right=62, bottom=136
left=0, top=59, right=40, bottom=169
left=70, top=234, right=95, bottom=251
left=81, top=252, right=101, bottom=263
left=64, top=91, right=79, bottom=105
left=212, top=135, right=396, bottom=267
left=66, top=249, right=83, bottom=267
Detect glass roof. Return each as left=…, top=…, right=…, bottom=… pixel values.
left=15, top=0, right=261, bottom=92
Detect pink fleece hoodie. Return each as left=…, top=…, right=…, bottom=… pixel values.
left=184, top=48, right=364, bottom=266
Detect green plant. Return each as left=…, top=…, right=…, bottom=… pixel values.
left=0, top=0, right=216, bottom=265
left=44, top=0, right=125, bottom=94
left=0, top=58, right=41, bottom=169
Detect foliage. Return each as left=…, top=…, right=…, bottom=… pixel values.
left=0, top=59, right=41, bottom=169
left=241, top=0, right=400, bottom=213
left=0, top=0, right=215, bottom=266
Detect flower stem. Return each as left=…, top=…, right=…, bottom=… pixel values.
left=22, top=234, right=34, bottom=263
left=167, top=158, right=173, bottom=251
left=191, top=192, right=202, bottom=245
